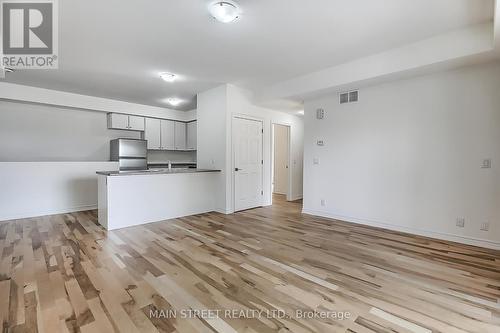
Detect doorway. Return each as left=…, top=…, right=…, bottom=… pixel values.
left=233, top=116, right=264, bottom=212
left=272, top=123, right=291, bottom=202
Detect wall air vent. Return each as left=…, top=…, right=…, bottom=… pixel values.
left=339, top=90, right=359, bottom=104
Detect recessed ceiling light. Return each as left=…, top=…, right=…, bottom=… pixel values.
left=159, top=72, right=176, bottom=82
left=209, top=1, right=240, bottom=23
left=166, top=98, right=183, bottom=106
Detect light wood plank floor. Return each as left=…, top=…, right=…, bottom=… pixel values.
left=1, top=195, right=499, bottom=332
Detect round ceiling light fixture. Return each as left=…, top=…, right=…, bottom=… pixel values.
left=166, top=98, right=183, bottom=106
left=209, top=1, right=240, bottom=23
left=159, top=72, right=176, bottom=82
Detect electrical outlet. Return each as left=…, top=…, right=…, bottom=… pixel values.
left=480, top=222, right=490, bottom=231
left=313, top=158, right=320, bottom=165
left=320, top=199, right=326, bottom=207
left=456, top=217, right=465, bottom=228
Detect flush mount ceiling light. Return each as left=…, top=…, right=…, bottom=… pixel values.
left=159, top=72, right=176, bottom=82
left=209, top=1, right=240, bottom=23
left=166, top=98, right=183, bottom=106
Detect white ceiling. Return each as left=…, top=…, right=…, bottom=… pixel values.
left=2, top=0, right=494, bottom=111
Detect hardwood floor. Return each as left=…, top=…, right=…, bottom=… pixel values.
left=1, top=195, right=499, bottom=332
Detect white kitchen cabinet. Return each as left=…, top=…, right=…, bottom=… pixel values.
left=144, top=118, right=161, bottom=150
left=128, top=115, right=145, bottom=131
left=186, top=121, right=197, bottom=150
left=161, top=120, right=175, bottom=150
left=174, top=122, right=187, bottom=150
left=107, top=113, right=128, bottom=130
left=141, top=118, right=191, bottom=151
left=108, top=113, right=145, bottom=131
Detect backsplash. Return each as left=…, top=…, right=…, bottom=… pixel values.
left=147, top=150, right=196, bottom=164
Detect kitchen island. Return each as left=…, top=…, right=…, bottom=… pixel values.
left=97, top=168, right=220, bottom=230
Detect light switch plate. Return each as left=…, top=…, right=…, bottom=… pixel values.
left=313, top=158, right=320, bottom=165
left=481, top=159, right=492, bottom=169
left=317, top=140, right=324, bottom=146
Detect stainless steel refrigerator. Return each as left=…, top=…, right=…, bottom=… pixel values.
left=110, top=138, right=148, bottom=171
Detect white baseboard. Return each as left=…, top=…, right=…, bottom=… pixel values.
left=216, top=208, right=233, bottom=215
left=302, top=209, right=500, bottom=251
left=290, top=195, right=303, bottom=201
left=0, top=204, right=97, bottom=222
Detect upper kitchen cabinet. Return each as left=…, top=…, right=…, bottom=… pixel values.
left=186, top=121, right=197, bottom=150
left=161, top=120, right=175, bottom=150
left=144, top=118, right=175, bottom=150
left=107, top=113, right=145, bottom=131
left=128, top=115, right=145, bottom=131
left=107, top=113, right=128, bottom=129
left=144, top=118, right=161, bottom=150
left=140, top=117, right=196, bottom=151
left=174, top=122, right=187, bottom=150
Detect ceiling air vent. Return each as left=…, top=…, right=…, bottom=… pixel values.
left=349, top=90, right=358, bottom=102
left=339, top=90, right=359, bottom=104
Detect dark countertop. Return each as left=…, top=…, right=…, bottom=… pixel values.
left=96, top=168, right=221, bottom=176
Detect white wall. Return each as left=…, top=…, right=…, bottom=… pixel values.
left=303, top=61, right=500, bottom=249
left=147, top=150, right=196, bottom=164
left=0, top=100, right=141, bottom=161
left=0, top=162, right=118, bottom=221
left=197, top=85, right=231, bottom=213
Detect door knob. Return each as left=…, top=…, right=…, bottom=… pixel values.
left=235, top=168, right=241, bottom=171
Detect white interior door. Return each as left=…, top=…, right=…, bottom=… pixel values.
left=273, top=124, right=289, bottom=195
left=234, top=117, right=263, bottom=212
